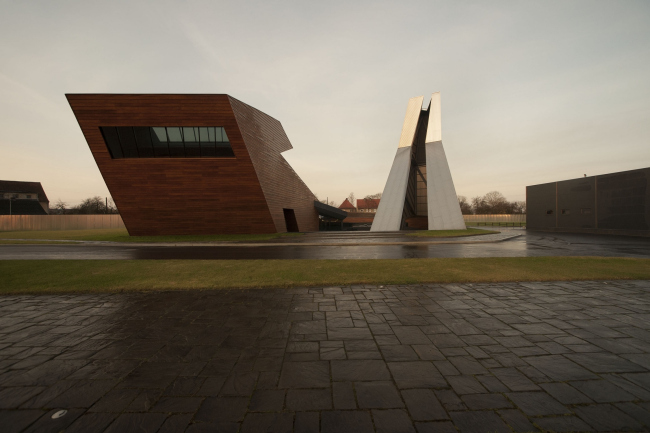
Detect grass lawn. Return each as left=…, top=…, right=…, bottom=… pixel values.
left=1, top=257, right=648, bottom=294
left=0, top=229, right=303, bottom=243
left=407, top=228, right=499, bottom=237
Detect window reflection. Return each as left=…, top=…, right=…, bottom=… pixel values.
left=99, top=126, right=234, bottom=159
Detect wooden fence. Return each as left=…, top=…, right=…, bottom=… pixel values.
left=463, top=214, right=526, bottom=223
left=0, top=215, right=125, bottom=231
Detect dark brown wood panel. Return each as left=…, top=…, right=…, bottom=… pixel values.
left=229, top=97, right=319, bottom=233
left=67, top=94, right=316, bottom=235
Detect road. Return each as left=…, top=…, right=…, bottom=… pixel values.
left=0, top=230, right=648, bottom=259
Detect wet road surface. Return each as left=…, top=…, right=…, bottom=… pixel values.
left=0, top=230, right=648, bottom=260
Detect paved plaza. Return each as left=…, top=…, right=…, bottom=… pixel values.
left=2, top=281, right=650, bottom=432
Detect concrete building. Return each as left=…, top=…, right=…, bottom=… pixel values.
left=371, top=92, right=465, bottom=231
left=527, top=167, right=650, bottom=237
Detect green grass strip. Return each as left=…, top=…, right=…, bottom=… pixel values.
left=0, top=257, right=648, bottom=295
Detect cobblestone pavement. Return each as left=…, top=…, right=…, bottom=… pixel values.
left=2, top=281, right=650, bottom=432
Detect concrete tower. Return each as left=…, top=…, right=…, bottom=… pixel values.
left=371, top=92, right=465, bottom=231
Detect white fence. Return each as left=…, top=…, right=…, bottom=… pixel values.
left=463, top=214, right=526, bottom=223
left=0, top=215, right=125, bottom=231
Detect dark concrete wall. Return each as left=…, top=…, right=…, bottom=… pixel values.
left=527, top=167, right=650, bottom=235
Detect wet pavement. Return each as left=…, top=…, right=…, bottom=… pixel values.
left=3, top=281, right=650, bottom=432
left=0, top=230, right=648, bottom=260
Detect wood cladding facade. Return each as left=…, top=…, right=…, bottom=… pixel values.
left=66, top=94, right=318, bottom=235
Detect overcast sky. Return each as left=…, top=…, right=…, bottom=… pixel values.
left=1, top=0, right=649, bottom=207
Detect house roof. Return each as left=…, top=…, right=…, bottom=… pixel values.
left=343, top=217, right=374, bottom=224
left=339, top=198, right=356, bottom=210
left=0, top=181, right=49, bottom=203
left=357, top=198, right=380, bottom=209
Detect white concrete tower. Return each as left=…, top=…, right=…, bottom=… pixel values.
left=371, top=92, right=465, bottom=231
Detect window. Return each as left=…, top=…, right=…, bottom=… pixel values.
left=561, top=209, right=570, bottom=215
left=26, top=195, right=31, bottom=199
left=99, top=126, right=235, bottom=159
left=546, top=210, right=554, bottom=215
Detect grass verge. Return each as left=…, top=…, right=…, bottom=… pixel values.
left=0, top=229, right=303, bottom=243
left=407, top=228, right=499, bottom=237
left=466, top=222, right=526, bottom=227
left=1, top=257, right=648, bottom=294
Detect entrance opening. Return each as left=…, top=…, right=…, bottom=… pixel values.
left=283, top=208, right=299, bottom=232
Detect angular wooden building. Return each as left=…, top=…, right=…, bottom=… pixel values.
left=67, top=94, right=319, bottom=235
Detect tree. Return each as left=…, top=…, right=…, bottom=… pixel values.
left=52, top=199, right=67, bottom=215
left=72, top=196, right=119, bottom=214
left=513, top=201, right=526, bottom=214
left=364, top=192, right=382, bottom=200
left=483, top=191, right=510, bottom=214
left=457, top=196, right=473, bottom=215
left=347, top=192, right=356, bottom=208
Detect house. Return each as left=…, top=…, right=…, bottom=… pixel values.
left=0, top=180, right=49, bottom=215
left=338, top=198, right=356, bottom=212
left=357, top=198, right=380, bottom=213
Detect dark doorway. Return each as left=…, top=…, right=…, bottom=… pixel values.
left=283, top=208, right=299, bottom=232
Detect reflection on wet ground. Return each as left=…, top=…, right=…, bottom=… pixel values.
left=0, top=230, right=648, bottom=260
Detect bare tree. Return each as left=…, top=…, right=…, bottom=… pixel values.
left=347, top=192, right=356, bottom=208
left=457, top=196, right=473, bottom=215
left=513, top=201, right=526, bottom=214
left=364, top=192, right=382, bottom=200
left=52, top=199, right=67, bottom=215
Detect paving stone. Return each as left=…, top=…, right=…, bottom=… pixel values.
left=447, top=375, right=487, bottom=395
left=321, top=410, right=374, bottom=433
left=401, top=389, right=448, bottom=420
left=356, top=381, right=404, bottom=408
left=524, top=355, right=597, bottom=381
left=240, top=413, right=293, bottom=433
left=388, top=361, right=446, bottom=389
left=380, top=345, right=419, bottom=361
left=566, top=352, right=645, bottom=373
left=534, top=415, right=593, bottom=432
left=574, top=403, right=643, bottom=431
left=506, top=392, right=569, bottom=416
left=497, top=408, right=538, bottom=432
left=539, top=382, right=592, bottom=404
left=447, top=356, right=488, bottom=375
left=249, top=389, right=285, bottom=412
left=294, top=411, right=319, bottom=433
left=104, top=413, right=167, bottom=433
left=414, top=421, right=458, bottom=433
left=332, top=382, right=356, bottom=409
left=194, top=397, right=249, bottom=423
left=287, top=389, right=332, bottom=411
left=569, top=379, right=635, bottom=403
left=449, top=410, right=511, bottom=433
left=331, top=360, right=390, bottom=381
left=65, top=413, right=117, bottom=433
left=158, top=414, right=193, bottom=433
left=461, top=393, right=513, bottom=410
left=372, top=409, right=416, bottom=433
left=278, top=361, right=330, bottom=388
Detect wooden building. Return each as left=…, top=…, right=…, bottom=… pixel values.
left=67, top=94, right=318, bottom=235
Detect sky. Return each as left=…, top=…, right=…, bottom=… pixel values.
left=1, top=0, right=649, bottom=207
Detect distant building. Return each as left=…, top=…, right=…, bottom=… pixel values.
left=357, top=198, right=380, bottom=213
left=338, top=198, right=356, bottom=212
left=527, top=167, right=650, bottom=237
left=0, top=181, right=49, bottom=215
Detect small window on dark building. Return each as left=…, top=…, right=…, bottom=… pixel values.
left=581, top=208, right=592, bottom=214
left=561, top=209, right=570, bottom=215
left=546, top=210, right=554, bottom=215
left=26, top=195, right=31, bottom=198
